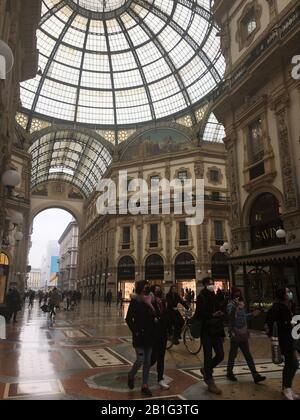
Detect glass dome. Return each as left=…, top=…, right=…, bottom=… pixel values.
left=21, top=0, right=225, bottom=128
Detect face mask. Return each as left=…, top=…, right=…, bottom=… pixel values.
left=287, top=292, right=294, bottom=302
left=207, top=285, right=215, bottom=293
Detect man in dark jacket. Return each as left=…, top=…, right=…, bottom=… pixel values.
left=194, top=277, right=225, bottom=395
left=266, top=288, right=299, bottom=400
left=6, top=286, right=22, bottom=323
left=126, top=280, right=156, bottom=397
left=166, top=285, right=189, bottom=344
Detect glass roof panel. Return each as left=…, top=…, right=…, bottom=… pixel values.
left=21, top=0, right=224, bottom=128
left=29, top=129, right=113, bottom=196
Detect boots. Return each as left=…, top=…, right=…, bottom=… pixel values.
left=207, top=380, right=222, bottom=395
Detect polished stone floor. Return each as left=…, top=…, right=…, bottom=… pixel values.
left=0, top=300, right=299, bottom=400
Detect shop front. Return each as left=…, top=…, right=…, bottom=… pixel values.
left=211, top=252, right=230, bottom=292
left=229, top=193, right=300, bottom=329
left=175, top=252, right=196, bottom=297
left=230, top=249, right=300, bottom=328
left=117, top=256, right=135, bottom=301
left=145, top=254, right=164, bottom=287
left=0, top=253, right=9, bottom=305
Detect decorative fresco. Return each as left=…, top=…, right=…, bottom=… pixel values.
left=122, top=129, right=193, bottom=161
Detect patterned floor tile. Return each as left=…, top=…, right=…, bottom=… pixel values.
left=3, top=380, right=64, bottom=399
left=182, top=361, right=286, bottom=381
left=76, top=348, right=132, bottom=369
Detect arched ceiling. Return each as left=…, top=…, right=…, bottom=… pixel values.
left=20, top=0, right=225, bottom=130
left=29, top=128, right=113, bottom=197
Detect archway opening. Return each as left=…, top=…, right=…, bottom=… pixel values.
left=117, top=256, right=135, bottom=301
left=145, top=254, right=164, bottom=286
left=29, top=208, right=77, bottom=293
left=175, top=252, right=196, bottom=297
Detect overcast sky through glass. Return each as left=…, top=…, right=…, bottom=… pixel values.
left=29, top=209, right=73, bottom=269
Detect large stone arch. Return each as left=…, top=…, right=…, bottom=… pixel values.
left=30, top=198, right=83, bottom=231
left=242, top=186, right=285, bottom=228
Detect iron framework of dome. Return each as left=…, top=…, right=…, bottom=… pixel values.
left=21, top=0, right=225, bottom=130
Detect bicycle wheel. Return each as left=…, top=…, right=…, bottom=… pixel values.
left=183, top=325, right=202, bottom=355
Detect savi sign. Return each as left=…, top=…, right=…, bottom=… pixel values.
left=251, top=223, right=285, bottom=250
left=0, top=40, right=14, bottom=80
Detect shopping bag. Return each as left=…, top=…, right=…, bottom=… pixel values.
left=272, top=321, right=283, bottom=365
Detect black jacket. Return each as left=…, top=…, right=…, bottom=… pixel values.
left=153, top=299, right=169, bottom=338
left=166, top=292, right=189, bottom=311
left=266, top=302, right=294, bottom=354
left=126, top=296, right=156, bottom=348
left=194, top=288, right=225, bottom=338
left=6, top=289, right=21, bottom=312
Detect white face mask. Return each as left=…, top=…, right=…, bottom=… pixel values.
left=287, top=292, right=294, bottom=302
left=207, top=285, right=215, bottom=293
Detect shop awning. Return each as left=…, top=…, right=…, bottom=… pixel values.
left=229, top=246, right=300, bottom=265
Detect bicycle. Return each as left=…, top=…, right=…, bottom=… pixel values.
left=167, top=309, right=202, bottom=355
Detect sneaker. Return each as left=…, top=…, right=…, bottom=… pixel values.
left=141, top=386, right=153, bottom=398
left=200, top=368, right=209, bottom=385
left=207, top=380, right=222, bottom=395
left=159, top=380, right=170, bottom=390
left=254, top=374, right=266, bottom=384
left=128, top=374, right=134, bottom=390
left=282, top=388, right=294, bottom=401
left=292, top=390, right=300, bottom=400
left=227, top=373, right=238, bottom=382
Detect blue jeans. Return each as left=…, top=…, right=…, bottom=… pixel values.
left=130, top=347, right=152, bottom=386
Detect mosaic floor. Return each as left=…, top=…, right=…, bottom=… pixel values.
left=0, top=301, right=299, bottom=400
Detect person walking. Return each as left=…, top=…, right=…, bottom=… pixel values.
left=117, top=290, right=123, bottom=308
left=106, top=290, right=113, bottom=307
left=48, top=287, right=60, bottom=321
left=266, top=288, right=300, bottom=400
left=166, top=285, right=189, bottom=345
left=91, top=289, right=96, bottom=305
left=226, top=290, right=266, bottom=384
left=38, top=290, right=44, bottom=306
left=126, top=280, right=156, bottom=397
left=194, top=277, right=225, bottom=395
left=150, top=285, right=170, bottom=390
left=6, top=286, right=22, bottom=323
left=28, top=290, right=35, bottom=309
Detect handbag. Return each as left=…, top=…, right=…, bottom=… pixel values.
left=271, top=321, right=284, bottom=365
left=232, top=326, right=249, bottom=343
left=190, top=318, right=203, bottom=339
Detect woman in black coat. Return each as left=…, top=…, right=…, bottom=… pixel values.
left=6, top=287, right=22, bottom=323
left=150, top=285, right=170, bottom=390
left=166, top=285, right=189, bottom=344
left=266, top=288, right=299, bottom=401
left=126, top=280, right=156, bottom=397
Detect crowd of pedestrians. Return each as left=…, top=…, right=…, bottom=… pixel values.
left=125, top=278, right=299, bottom=400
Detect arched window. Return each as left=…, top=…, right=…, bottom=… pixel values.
left=175, top=253, right=195, bottom=280
left=250, top=193, right=284, bottom=249
left=118, top=256, right=135, bottom=281
left=145, top=255, right=164, bottom=281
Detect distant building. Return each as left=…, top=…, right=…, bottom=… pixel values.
left=58, top=221, right=79, bottom=291
left=40, top=241, right=59, bottom=289
left=27, top=269, right=41, bottom=291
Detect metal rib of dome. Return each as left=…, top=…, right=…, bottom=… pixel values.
left=21, top=0, right=225, bottom=128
